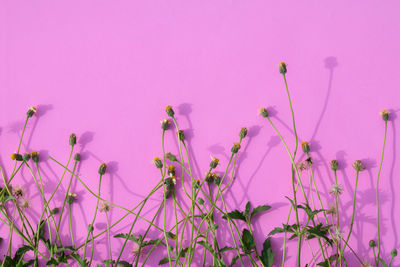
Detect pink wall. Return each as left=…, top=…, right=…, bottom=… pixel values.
left=1, top=1, right=400, bottom=266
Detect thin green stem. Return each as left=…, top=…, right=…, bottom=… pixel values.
left=68, top=203, right=75, bottom=248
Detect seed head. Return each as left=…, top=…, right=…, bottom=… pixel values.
left=19, top=199, right=30, bottom=209
left=74, top=153, right=81, bottom=161
left=301, top=141, right=310, bottom=153
left=66, top=192, right=77, bottom=205
left=391, top=249, right=398, bottom=257
left=297, top=161, right=308, bottom=172
left=23, top=153, right=31, bottom=161
left=98, top=163, right=107, bottom=175
left=380, top=110, right=389, bottom=122
left=69, top=133, right=77, bottom=146
left=153, top=157, right=163, bottom=169
left=161, top=119, right=171, bottom=130
left=100, top=201, right=111, bottom=213
left=259, top=107, right=269, bottom=118
left=177, top=130, right=185, bottom=141
left=165, top=105, right=175, bottom=117
left=167, top=165, right=176, bottom=176
left=205, top=172, right=213, bottom=183
left=333, top=227, right=343, bottom=241
left=231, top=143, right=241, bottom=154
left=213, top=173, right=221, bottom=186
left=12, top=185, right=25, bottom=199
left=279, top=62, right=287, bottom=74
left=27, top=106, right=37, bottom=118
left=369, top=240, right=376, bottom=248
left=166, top=153, right=177, bottom=162
left=331, top=160, right=339, bottom=171
left=326, top=203, right=337, bottom=216
left=239, top=127, right=248, bottom=138
left=352, top=160, right=365, bottom=172
left=10, top=153, right=23, bottom=161
left=329, top=184, right=344, bottom=196
left=31, top=151, right=39, bottom=163
left=209, top=156, right=220, bottom=169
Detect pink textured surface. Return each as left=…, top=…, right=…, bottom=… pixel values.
left=1, top=1, right=400, bottom=266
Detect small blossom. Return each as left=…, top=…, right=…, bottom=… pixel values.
left=326, top=203, right=337, bottom=216
left=161, top=119, right=171, bottom=130
left=74, top=153, right=81, bottom=161
left=100, top=201, right=111, bottom=213
left=10, top=153, right=23, bottom=161
left=27, top=106, right=37, bottom=118
left=329, top=184, right=344, bottom=196
left=12, top=185, right=25, bottom=199
left=205, top=172, right=213, bottom=183
left=66, top=192, right=77, bottom=205
left=231, top=143, right=241, bottom=154
left=19, top=199, right=30, bottom=209
left=352, top=160, right=365, bottom=172
left=330, top=160, right=339, bottom=171
left=69, top=133, right=77, bottom=146
left=368, top=240, right=376, bottom=248
left=259, top=107, right=269, bottom=118
left=361, top=260, right=373, bottom=267
left=297, top=161, right=308, bottom=172
left=177, top=130, right=185, bottom=141
left=167, top=165, right=176, bottom=176
left=166, top=152, right=177, bottom=162
left=171, top=176, right=176, bottom=185
left=31, top=151, right=39, bottom=163
left=305, top=157, right=313, bottom=165
left=301, top=141, right=310, bottom=153
left=380, top=110, right=389, bottom=122
left=209, top=156, right=220, bottom=169
left=98, top=163, right=107, bottom=175
left=153, top=157, right=163, bottom=169
left=165, top=105, right=175, bottom=117
left=239, top=127, right=248, bottom=138
left=279, top=62, right=287, bottom=74
left=213, top=173, right=221, bottom=186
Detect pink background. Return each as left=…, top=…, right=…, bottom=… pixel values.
left=1, top=1, right=400, bottom=266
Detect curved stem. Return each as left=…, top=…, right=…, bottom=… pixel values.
left=68, top=203, right=75, bottom=248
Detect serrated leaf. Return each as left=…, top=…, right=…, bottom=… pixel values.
left=219, top=246, right=235, bottom=253
left=250, top=205, right=271, bottom=220
left=114, top=233, right=138, bottom=242
left=316, top=254, right=338, bottom=267
left=116, top=261, right=132, bottom=267
left=260, top=237, right=274, bottom=267
left=241, top=229, right=256, bottom=253
left=14, top=245, right=33, bottom=263
left=177, top=247, right=189, bottom=258
left=158, top=257, right=175, bottom=265
left=222, top=210, right=246, bottom=221
left=244, top=202, right=251, bottom=218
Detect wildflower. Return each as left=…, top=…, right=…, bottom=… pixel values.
left=333, top=227, right=343, bottom=241
left=12, top=185, right=25, bottom=199
left=239, top=127, right=248, bottom=138
left=231, top=143, right=241, bottom=154
left=19, top=199, right=30, bottom=209
left=69, top=133, right=77, bottom=146
left=100, top=201, right=111, bottom=213
left=74, top=153, right=81, bottom=161
left=22, top=153, right=31, bottom=161
left=166, top=153, right=177, bottom=162
left=26, top=106, right=37, bottom=118
left=326, top=203, right=337, bottom=216
left=301, top=141, right=310, bottom=153
left=352, top=160, right=365, bottom=172
left=193, top=179, right=201, bottom=189
left=205, top=172, right=213, bottom=183
left=177, top=130, right=185, bottom=141
left=161, top=119, right=170, bottom=130
left=380, top=110, right=389, bottom=122
left=66, top=192, right=77, bottom=205
left=259, top=107, right=269, bottom=118
left=131, top=242, right=143, bottom=258
left=171, top=176, right=176, bottom=185
left=391, top=249, right=398, bottom=257
left=279, top=62, right=287, bottom=74
left=209, top=156, right=219, bottom=169
left=31, top=151, right=39, bottom=163
left=10, top=153, right=23, bottom=161
left=98, top=163, right=107, bottom=175
left=297, top=161, right=308, bottom=172
left=331, top=160, right=339, bottom=171
left=153, top=157, right=163, bottom=169
left=213, top=173, right=221, bottom=186
left=329, top=184, right=344, bottom=196
left=167, top=165, right=176, bottom=176
left=165, top=105, right=175, bottom=117
left=305, top=157, right=313, bottom=165
left=368, top=240, right=376, bottom=248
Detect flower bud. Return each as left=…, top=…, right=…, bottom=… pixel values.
left=391, top=249, right=398, bottom=257
left=69, top=133, right=77, bottom=146
left=209, top=156, right=219, bottom=169
left=239, top=127, right=248, bottom=138
left=380, top=110, right=389, bottom=122
left=167, top=165, right=176, bottom=176
left=88, top=224, right=94, bottom=232
left=231, top=143, right=241, bottom=154
left=167, top=232, right=177, bottom=240
left=98, top=163, right=107, bottom=175
left=194, top=179, right=201, bottom=189
left=177, top=130, right=185, bottom=142
left=27, top=106, right=37, bottom=118
left=153, top=157, right=163, bottom=169
left=330, top=160, right=338, bottom=171
left=11, top=153, right=23, bottom=161
left=165, top=105, right=175, bottom=117
left=66, top=192, right=77, bottom=205
left=279, top=62, right=287, bottom=74
left=74, top=153, right=81, bottom=161
left=198, top=198, right=205, bottom=205
left=50, top=208, right=59, bottom=215
left=205, top=173, right=213, bottom=183
left=213, top=173, right=221, bottom=186
left=259, top=107, right=269, bottom=118
left=22, top=153, right=31, bottom=161
left=352, top=160, right=365, bottom=172
left=166, top=153, right=177, bottom=162
left=31, top=151, right=39, bottom=163
left=369, top=240, right=376, bottom=248
left=161, top=119, right=171, bottom=130
left=301, top=142, right=310, bottom=153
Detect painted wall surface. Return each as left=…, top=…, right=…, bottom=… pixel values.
left=1, top=1, right=400, bottom=266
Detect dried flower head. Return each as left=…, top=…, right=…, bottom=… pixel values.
left=329, top=184, right=344, bottom=196
left=259, top=107, right=269, bottom=118
left=380, top=109, right=389, bottom=122
left=10, top=153, right=23, bottom=161
left=352, top=160, right=365, bottom=172
left=66, top=192, right=77, bottom=205
left=239, top=127, right=248, bottom=138
left=361, top=260, right=373, bottom=267
left=100, top=201, right=111, bottom=213
left=153, top=157, right=163, bottom=169
left=161, top=119, right=171, bottom=131
left=326, top=203, right=337, bottom=216
left=333, top=227, right=343, bottom=241
left=31, top=151, right=39, bottom=163
left=19, top=199, right=30, bottom=209
left=165, top=105, right=175, bottom=117
left=305, top=157, right=313, bottom=165
left=69, top=133, right=77, bottom=146
left=368, top=240, right=376, bottom=248
left=177, top=130, right=185, bottom=141
left=12, top=185, right=25, bottom=199
left=205, top=172, right=213, bottom=183
left=167, top=165, right=176, bottom=176
left=131, top=242, right=145, bottom=259
left=166, top=152, right=177, bottom=162
left=231, top=143, right=241, bottom=154
left=297, top=161, right=308, bottom=172
left=301, top=141, right=310, bottom=153
left=209, top=156, right=220, bottom=169
left=213, top=173, right=221, bottom=186
left=279, top=62, right=287, bottom=74
left=330, top=160, right=339, bottom=171
left=98, top=163, right=107, bottom=175
left=27, top=106, right=37, bottom=118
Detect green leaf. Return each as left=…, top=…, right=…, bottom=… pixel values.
left=219, top=246, right=236, bottom=253
left=114, top=233, right=138, bottom=242
left=14, top=245, right=33, bottom=263
left=222, top=210, right=246, bottom=221
left=17, top=259, right=35, bottom=267
left=158, top=257, right=175, bottom=265
left=68, top=253, right=89, bottom=267
left=55, top=245, right=75, bottom=253
left=241, top=229, right=256, bottom=253
left=378, top=258, right=388, bottom=267
left=2, top=195, right=16, bottom=204
left=268, top=224, right=294, bottom=236
left=116, top=261, right=133, bottom=267
left=306, top=223, right=333, bottom=246
left=316, top=254, right=338, bottom=266
left=244, top=201, right=251, bottom=218
left=102, top=259, right=116, bottom=267
left=260, top=237, right=274, bottom=267
left=250, top=205, right=271, bottom=220
left=198, top=240, right=217, bottom=257
left=177, top=247, right=189, bottom=258
left=46, top=258, right=58, bottom=265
